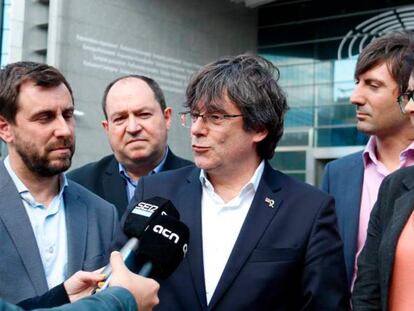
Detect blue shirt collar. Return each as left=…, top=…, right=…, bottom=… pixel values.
left=118, top=147, right=169, bottom=185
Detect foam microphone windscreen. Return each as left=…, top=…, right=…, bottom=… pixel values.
left=137, top=214, right=190, bottom=279
left=124, top=197, right=180, bottom=238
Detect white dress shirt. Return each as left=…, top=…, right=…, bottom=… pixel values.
left=200, top=160, right=264, bottom=304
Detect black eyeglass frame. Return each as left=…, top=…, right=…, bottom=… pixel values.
left=178, top=111, right=243, bottom=128
left=397, top=90, right=414, bottom=114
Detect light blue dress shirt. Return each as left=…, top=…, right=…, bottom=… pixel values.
left=4, top=156, right=68, bottom=289
left=119, top=147, right=169, bottom=202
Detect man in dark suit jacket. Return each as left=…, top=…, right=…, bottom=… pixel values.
left=68, top=149, right=191, bottom=217
left=123, top=54, right=349, bottom=310
left=68, top=75, right=192, bottom=217
left=321, top=31, right=414, bottom=288
left=0, top=62, right=122, bottom=303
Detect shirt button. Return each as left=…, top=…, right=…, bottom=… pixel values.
left=48, top=246, right=54, bottom=253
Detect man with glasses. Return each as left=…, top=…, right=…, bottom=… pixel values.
left=321, top=31, right=414, bottom=290
left=398, top=89, right=414, bottom=114
left=68, top=75, right=192, bottom=218
left=123, top=54, right=349, bottom=310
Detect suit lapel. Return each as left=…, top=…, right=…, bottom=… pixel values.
left=102, top=157, right=128, bottom=215
left=64, top=184, right=87, bottom=275
left=338, top=153, right=363, bottom=284
left=178, top=168, right=208, bottom=310
left=160, top=147, right=175, bottom=171
left=0, top=164, right=48, bottom=295
left=208, top=163, right=282, bottom=309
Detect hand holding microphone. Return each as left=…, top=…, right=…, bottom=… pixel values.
left=94, top=197, right=180, bottom=293
left=109, top=251, right=160, bottom=311
left=136, top=214, right=190, bottom=278
left=108, top=214, right=190, bottom=311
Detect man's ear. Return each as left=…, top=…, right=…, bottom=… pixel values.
left=0, top=115, right=13, bottom=143
left=164, top=107, right=172, bottom=130
left=101, top=120, right=109, bottom=133
left=252, top=128, right=268, bottom=144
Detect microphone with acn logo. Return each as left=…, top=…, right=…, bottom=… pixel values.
left=93, top=197, right=180, bottom=293
left=136, top=214, right=190, bottom=279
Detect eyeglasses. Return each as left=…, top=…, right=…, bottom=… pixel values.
left=397, top=90, right=414, bottom=114
left=179, top=111, right=243, bottom=128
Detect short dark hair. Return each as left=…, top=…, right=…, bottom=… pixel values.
left=185, top=53, right=288, bottom=159
left=355, top=31, right=414, bottom=93
left=0, top=61, right=74, bottom=124
left=101, top=75, right=166, bottom=119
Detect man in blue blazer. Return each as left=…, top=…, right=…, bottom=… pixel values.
left=68, top=75, right=192, bottom=217
left=123, top=54, right=348, bottom=310
left=0, top=62, right=122, bottom=303
left=321, top=31, right=414, bottom=289
left=322, top=151, right=363, bottom=287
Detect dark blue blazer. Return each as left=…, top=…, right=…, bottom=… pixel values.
left=68, top=147, right=192, bottom=218
left=321, top=151, right=363, bottom=287
left=125, top=162, right=349, bottom=310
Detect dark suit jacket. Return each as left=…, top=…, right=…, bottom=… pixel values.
left=0, top=162, right=122, bottom=303
left=352, top=166, right=414, bottom=311
left=17, top=284, right=69, bottom=310
left=125, top=162, right=349, bottom=310
left=321, top=151, right=364, bottom=286
left=67, top=147, right=192, bottom=218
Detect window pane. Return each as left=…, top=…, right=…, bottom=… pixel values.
left=270, top=151, right=306, bottom=171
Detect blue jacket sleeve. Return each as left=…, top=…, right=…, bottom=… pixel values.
left=44, top=287, right=137, bottom=311
left=0, top=287, right=137, bottom=311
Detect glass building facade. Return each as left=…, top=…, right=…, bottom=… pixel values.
left=0, top=0, right=10, bottom=158
left=1, top=0, right=414, bottom=180
left=260, top=0, right=414, bottom=184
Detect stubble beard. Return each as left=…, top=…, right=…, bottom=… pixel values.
left=15, top=137, right=75, bottom=177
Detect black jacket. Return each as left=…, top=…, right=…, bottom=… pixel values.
left=67, top=148, right=192, bottom=218
left=353, top=165, right=414, bottom=310
left=17, top=284, right=69, bottom=310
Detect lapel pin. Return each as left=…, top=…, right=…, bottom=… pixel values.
left=265, top=197, right=275, bottom=208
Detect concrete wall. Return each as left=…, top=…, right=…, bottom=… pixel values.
left=43, top=0, right=257, bottom=168
left=8, top=0, right=49, bottom=63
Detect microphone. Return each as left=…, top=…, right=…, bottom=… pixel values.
left=94, top=197, right=179, bottom=293
left=124, top=196, right=180, bottom=237
left=136, top=214, right=190, bottom=279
